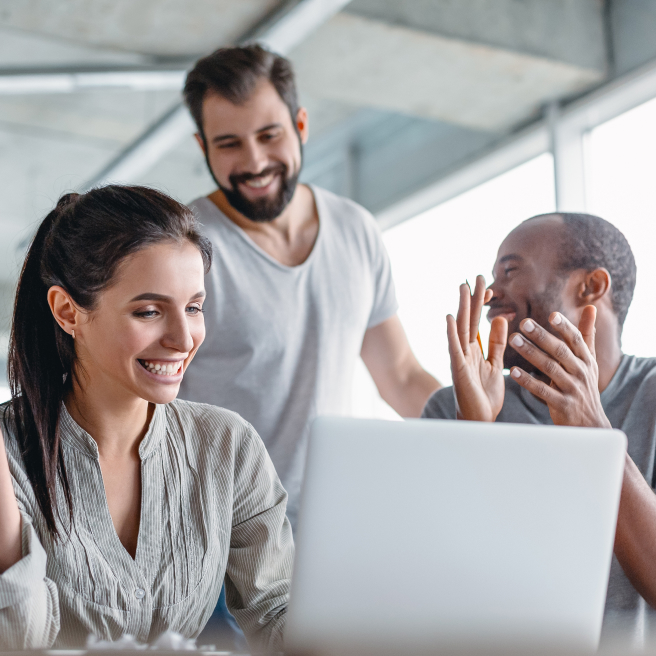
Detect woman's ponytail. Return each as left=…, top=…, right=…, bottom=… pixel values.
left=6, top=197, right=77, bottom=537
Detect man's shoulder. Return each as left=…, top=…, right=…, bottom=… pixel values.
left=622, top=354, right=656, bottom=375
left=610, top=355, right=656, bottom=393
left=187, top=195, right=220, bottom=222
left=311, top=185, right=378, bottom=231
left=421, top=385, right=457, bottom=419
left=421, top=376, right=539, bottom=422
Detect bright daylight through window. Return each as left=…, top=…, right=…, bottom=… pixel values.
left=352, top=153, right=556, bottom=419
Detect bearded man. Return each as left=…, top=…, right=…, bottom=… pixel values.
left=180, top=45, right=440, bottom=531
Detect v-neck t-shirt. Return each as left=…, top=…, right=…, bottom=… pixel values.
left=0, top=400, right=293, bottom=650
left=179, top=185, right=398, bottom=526
left=422, top=354, right=656, bottom=647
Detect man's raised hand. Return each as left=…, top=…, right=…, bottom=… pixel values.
left=507, top=305, right=611, bottom=428
left=446, top=275, right=508, bottom=422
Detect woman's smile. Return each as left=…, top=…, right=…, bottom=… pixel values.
left=138, top=358, right=185, bottom=381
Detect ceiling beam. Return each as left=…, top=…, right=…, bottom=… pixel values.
left=80, top=0, right=353, bottom=190
left=0, top=65, right=187, bottom=95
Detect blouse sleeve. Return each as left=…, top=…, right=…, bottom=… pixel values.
left=0, top=511, right=60, bottom=649
left=224, top=425, right=294, bottom=654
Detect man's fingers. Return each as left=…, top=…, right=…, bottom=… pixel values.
left=487, top=316, right=508, bottom=371
left=509, top=332, right=575, bottom=391
left=518, top=316, right=588, bottom=375
left=510, top=366, right=566, bottom=406
left=576, top=306, right=597, bottom=359
left=447, top=314, right=467, bottom=371
left=545, top=311, right=593, bottom=365
left=469, top=275, right=487, bottom=345
left=456, top=283, right=471, bottom=353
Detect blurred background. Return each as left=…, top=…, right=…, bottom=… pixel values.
left=1, top=0, right=656, bottom=415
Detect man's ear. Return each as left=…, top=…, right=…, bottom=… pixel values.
left=47, top=286, right=80, bottom=338
left=194, top=132, right=206, bottom=155
left=579, top=268, right=611, bottom=305
left=296, top=107, right=309, bottom=145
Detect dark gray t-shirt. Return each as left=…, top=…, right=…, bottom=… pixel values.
left=422, top=355, right=656, bottom=647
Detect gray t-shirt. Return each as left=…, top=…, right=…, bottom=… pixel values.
left=179, top=185, right=398, bottom=526
left=422, top=354, right=656, bottom=646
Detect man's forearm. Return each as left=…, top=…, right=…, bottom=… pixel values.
left=614, top=455, right=656, bottom=609
left=380, top=367, right=440, bottom=418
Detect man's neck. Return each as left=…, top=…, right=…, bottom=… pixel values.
left=595, top=323, right=623, bottom=393
left=208, top=184, right=319, bottom=267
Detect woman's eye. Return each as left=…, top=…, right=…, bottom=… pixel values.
left=505, top=267, right=518, bottom=275
left=135, top=310, right=159, bottom=318
left=186, top=305, right=204, bottom=315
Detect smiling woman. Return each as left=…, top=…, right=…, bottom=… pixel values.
left=0, top=186, right=292, bottom=650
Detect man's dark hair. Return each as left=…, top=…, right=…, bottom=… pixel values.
left=555, top=212, right=636, bottom=329
left=183, top=44, right=299, bottom=137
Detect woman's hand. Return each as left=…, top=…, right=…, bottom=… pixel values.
left=447, top=275, right=508, bottom=422
left=506, top=305, right=611, bottom=428
left=0, top=426, right=22, bottom=573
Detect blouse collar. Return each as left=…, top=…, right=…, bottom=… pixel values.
left=59, top=402, right=166, bottom=460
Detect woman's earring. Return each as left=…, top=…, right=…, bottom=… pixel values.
left=71, top=329, right=75, bottom=339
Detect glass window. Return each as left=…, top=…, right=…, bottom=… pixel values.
left=352, top=153, right=556, bottom=418
left=587, top=96, right=656, bottom=357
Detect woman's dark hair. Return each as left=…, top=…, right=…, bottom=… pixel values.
left=183, top=43, right=299, bottom=138
left=4, top=185, right=212, bottom=538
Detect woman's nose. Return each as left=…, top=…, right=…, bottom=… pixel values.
left=163, top=314, right=194, bottom=354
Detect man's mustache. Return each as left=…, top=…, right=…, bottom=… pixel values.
left=229, top=164, right=287, bottom=186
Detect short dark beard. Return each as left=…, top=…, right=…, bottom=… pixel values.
left=503, top=279, right=566, bottom=376
left=201, top=132, right=303, bottom=223
left=221, top=163, right=299, bottom=223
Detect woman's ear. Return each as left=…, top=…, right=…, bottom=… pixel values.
left=47, top=286, right=79, bottom=338
left=580, top=268, right=611, bottom=305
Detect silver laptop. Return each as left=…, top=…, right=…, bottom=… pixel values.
left=285, top=417, right=627, bottom=655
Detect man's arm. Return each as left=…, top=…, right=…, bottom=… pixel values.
left=360, top=314, right=440, bottom=418
left=614, top=457, right=656, bottom=609
left=506, top=308, right=656, bottom=607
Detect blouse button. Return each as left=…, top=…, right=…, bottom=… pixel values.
left=134, top=588, right=146, bottom=600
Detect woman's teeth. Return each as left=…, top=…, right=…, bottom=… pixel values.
left=141, top=360, right=182, bottom=376
left=244, top=174, right=274, bottom=188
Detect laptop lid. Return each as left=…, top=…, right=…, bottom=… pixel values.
left=285, top=417, right=626, bottom=655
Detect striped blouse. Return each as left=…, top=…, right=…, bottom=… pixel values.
left=0, top=399, right=293, bottom=651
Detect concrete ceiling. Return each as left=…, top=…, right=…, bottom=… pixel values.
left=291, top=12, right=602, bottom=132
left=0, top=0, right=281, bottom=57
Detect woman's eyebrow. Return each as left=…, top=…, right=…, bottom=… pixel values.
left=129, top=292, right=171, bottom=302
left=129, top=291, right=206, bottom=302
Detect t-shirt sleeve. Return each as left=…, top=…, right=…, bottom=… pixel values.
left=421, top=386, right=458, bottom=419
left=365, top=220, right=399, bottom=329
left=224, top=425, right=293, bottom=654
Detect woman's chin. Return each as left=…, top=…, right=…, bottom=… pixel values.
left=137, top=383, right=181, bottom=406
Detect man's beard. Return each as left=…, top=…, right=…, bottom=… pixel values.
left=221, top=162, right=299, bottom=223
left=503, top=281, right=565, bottom=375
